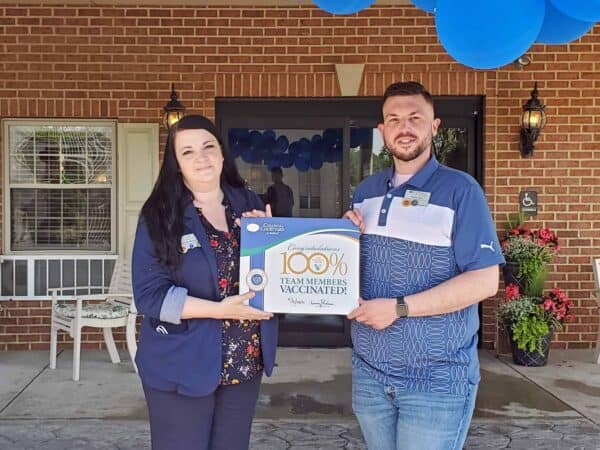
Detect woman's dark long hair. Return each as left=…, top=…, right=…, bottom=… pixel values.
left=140, top=115, right=245, bottom=267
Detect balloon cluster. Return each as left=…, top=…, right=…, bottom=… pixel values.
left=413, top=0, right=599, bottom=69
left=228, top=128, right=372, bottom=172
left=311, top=0, right=375, bottom=15
left=310, top=1, right=598, bottom=69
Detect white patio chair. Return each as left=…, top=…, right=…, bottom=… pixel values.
left=49, top=258, right=138, bottom=381
left=593, top=257, right=600, bottom=364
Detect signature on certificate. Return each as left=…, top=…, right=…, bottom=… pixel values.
left=289, top=297, right=306, bottom=305
left=311, top=299, right=334, bottom=308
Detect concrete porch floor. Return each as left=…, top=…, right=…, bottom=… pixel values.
left=1, top=347, right=599, bottom=449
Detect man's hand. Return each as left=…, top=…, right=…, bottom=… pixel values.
left=342, top=209, right=365, bottom=233
left=347, top=298, right=398, bottom=330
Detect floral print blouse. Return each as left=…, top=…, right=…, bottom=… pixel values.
left=197, top=199, right=263, bottom=385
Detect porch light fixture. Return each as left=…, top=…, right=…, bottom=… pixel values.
left=519, top=82, right=546, bottom=158
left=513, top=54, right=531, bottom=69
left=163, top=83, right=186, bottom=129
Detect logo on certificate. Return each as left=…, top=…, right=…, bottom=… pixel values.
left=246, top=268, right=268, bottom=291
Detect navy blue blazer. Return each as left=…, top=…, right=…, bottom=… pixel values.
left=132, top=184, right=278, bottom=397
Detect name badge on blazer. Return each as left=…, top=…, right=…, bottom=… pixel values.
left=181, top=233, right=201, bottom=253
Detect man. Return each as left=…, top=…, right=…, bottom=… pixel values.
left=344, top=81, right=504, bottom=450
left=265, top=166, right=294, bottom=217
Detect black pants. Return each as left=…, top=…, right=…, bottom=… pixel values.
left=142, top=374, right=262, bottom=450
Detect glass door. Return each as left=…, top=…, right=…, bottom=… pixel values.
left=216, top=96, right=483, bottom=347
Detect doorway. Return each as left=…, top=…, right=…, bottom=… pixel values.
left=216, top=96, right=484, bottom=347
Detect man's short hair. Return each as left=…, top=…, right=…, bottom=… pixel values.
left=270, top=167, right=283, bottom=176
left=383, top=81, right=435, bottom=111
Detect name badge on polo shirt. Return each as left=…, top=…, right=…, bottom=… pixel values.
left=404, top=190, right=431, bottom=207
left=180, top=233, right=201, bottom=253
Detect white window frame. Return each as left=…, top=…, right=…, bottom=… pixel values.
left=2, top=119, right=117, bottom=255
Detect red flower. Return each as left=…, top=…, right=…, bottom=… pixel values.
left=210, top=239, right=218, bottom=248
left=552, top=287, right=568, bottom=302
left=543, top=298, right=556, bottom=311
left=219, top=278, right=228, bottom=289
left=538, top=228, right=553, bottom=240
left=505, top=284, right=520, bottom=301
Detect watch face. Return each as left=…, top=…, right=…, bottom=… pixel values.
left=396, top=304, right=408, bottom=318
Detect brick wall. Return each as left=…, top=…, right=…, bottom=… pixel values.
left=1, top=4, right=598, bottom=351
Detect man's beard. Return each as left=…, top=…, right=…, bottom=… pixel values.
left=385, top=133, right=433, bottom=162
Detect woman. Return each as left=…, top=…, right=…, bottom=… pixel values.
left=132, top=115, right=278, bottom=450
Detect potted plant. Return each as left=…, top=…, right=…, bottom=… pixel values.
left=497, top=283, right=574, bottom=366
left=500, top=213, right=559, bottom=292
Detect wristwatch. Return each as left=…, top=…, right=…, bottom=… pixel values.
left=395, top=296, right=409, bottom=318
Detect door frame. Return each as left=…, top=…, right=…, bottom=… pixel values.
left=216, top=96, right=485, bottom=347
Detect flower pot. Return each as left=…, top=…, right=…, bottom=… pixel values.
left=507, top=327, right=552, bottom=367
left=502, top=262, right=526, bottom=291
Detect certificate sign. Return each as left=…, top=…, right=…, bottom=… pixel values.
left=239, top=217, right=360, bottom=315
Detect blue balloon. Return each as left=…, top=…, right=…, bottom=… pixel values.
left=250, top=147, right=263, bottom=164
left=333, top=148, right=343, bottom=162
left=295, top=156, right=310, bottom=172
left=323, top=128, right=342, bottom=149
left=267, top=157, right=282, bottom=170
left=263, top=148, right=274, bottom=166
left=411, top=0, right=436, bottom=14
left=323, top=148, right=335, bottom=163
left=263, top=136, right=276, bottom=153
left=537, top=1, right=594, bottom=44
left=299, top=138, right=312, bottom=154
left=241, top=148, right=253, bottom=164
left=296, top=150, right=310, bottom=161
left=263, top=129, right=276, bottom=140
left=273, top=135, right=289, bottom=154
left=311, top=134, right=325, bottom=154
left=435, top=0, right=545, bottom=70
left=310, top=151, right=323, bottom=170
left=281, top=152, right=294, bottom=168
left=249, top=130, right=263, bottom=150
left=288, top=141, right=299, bottom=156
left=361, top=128, right=373, bottom=145
left=550, top=0, right=600, bottom=23
left=312, top=0, right=375, bottom=15
left=279, top=153, right=294, bottom=168
left=350, top=128, right=371, bottom=148
left=237, top=135, right=251, bottom=151
left=230, top=128, right=248, bottom=140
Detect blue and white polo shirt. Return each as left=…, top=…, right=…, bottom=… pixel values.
left=351, top=155, right=504, bottom=396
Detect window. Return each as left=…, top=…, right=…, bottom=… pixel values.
left=3, top=120, right=116, bottom=253
left=298, top=169, right=321, bottom=211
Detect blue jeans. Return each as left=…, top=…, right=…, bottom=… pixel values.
left=352, top=365, right=478, bottom=450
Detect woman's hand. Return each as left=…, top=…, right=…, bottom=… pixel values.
left=235, top=204, right=272, bottom=227
left=217, top=291, right=273, bottom=321
left=343, top=208, right=365, bottom=233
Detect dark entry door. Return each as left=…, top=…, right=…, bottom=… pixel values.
left=216, top=96, right=483, bottom=347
